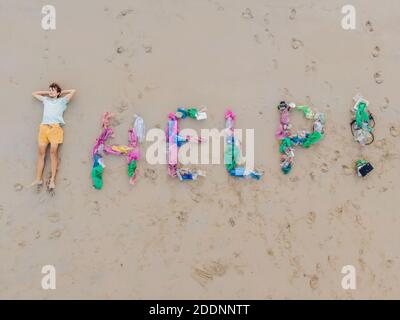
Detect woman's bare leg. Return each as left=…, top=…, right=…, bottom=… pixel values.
left=32, top=143, right=47, bottom=186
left=49, top=143, right=59, bottom=189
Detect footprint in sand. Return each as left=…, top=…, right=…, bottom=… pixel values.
left=190, top=189, right=203, bottom=203
left=358, top=257, right=367, bottom=271
left=365, top=20, right=374, bottom=32
left=144, top=168, right=158, bottom=181
left=342, top=164, right=353, bottom=176
left=117, top=9, right=134, bottom=18
left=177, top=210, right=188, bottom=223
left=109, top=117, right=121, bottom=127
left=381, top=97, right=390, bottom=110
left=9, top=77, right=19, bottom=86
left=14, top=183, right=23, bottom=192
left=390, top=126, right=400, bottom=137
left=384, top=259, right=394, bottom=269
left=354, top=214, right=366, bottom=229
left=0, top=205, right=3, bottom=220
left=307, top=211, right=316, bottom=225
left=143, top=45, right=152, bottom=53
left=116, top=46, right=125, bottom=54
left=324, top=81, right=333, bottom=91
left=208, top=0, right=224, bottom=11
left=47, top=211, right=60, bottom=223
left=332, top=150, right=340, bottom=162
left=117, top=102, right=128, bottom=113
left=283, top=87, right=292, bottom=96
left=241, top=8, right=254, bottom=19
left=263, top=13, right=270, bottom=25
left=49, top=229, right=62, bottom=239
left=289, top=8, right=296, bottom=20
left=18, top=241, right=27, bottom=248
left=350, top=201, right=360, bottom=210
left=309, top=274, right=319, bottom=290
left=372, top=46, right=380, bottom=58
left=264, top=28, right=275, bottom=40
left=254, top=34, right=261, bottom=44
left=62, top=178, right=71, bottom=189
left=306, top=61, right=317, bottom=73
left=320, top=163, right=329, bottom=173
left=228, top=217, right=236, bottom=227
left=374, top=138, right=387, bottom=149
left=374, top=72, right=384, bottom=84
left=327, top=255, right=339, bottom=270
left=331, top=206, right=344, bottom=219
left=192, top=261, right=227, bottom=287
left=291, top=38, right=303, bottom=50
left=384, top=97, right=390, bottom=104
left=305, top=96, right=314, bottom=106
left=57, top=55, right=66, bottom=65
left=43, top=48, right=49, bottom=60
left=90, top=201, right=101, bottom=216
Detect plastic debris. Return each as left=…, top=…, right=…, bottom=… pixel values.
left=351, top=94, right=375, bottom=146
left=356, top=159, right=374, bottom=177
left=91, top=112, right=145, bottom=189
left=176, top=168, right=206, bottom=181
left=224, top=109, right=263, bottom=180
left=166, top=107, right=207, bottom=181
left=134, top=114, right=145, bottom=143
left=276, top=101, right=325, bottom=174
left=175, top=106, right=207, bottom=121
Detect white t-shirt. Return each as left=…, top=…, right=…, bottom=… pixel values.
left=41, top=96, right=68, bottom=125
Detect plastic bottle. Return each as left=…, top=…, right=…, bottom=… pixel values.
left=134, top=114, right=145, bottom=143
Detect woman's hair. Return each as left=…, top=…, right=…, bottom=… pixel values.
left=49, top=82, right=62, bottom=97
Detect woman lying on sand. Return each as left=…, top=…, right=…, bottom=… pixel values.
left=31, top=83, right=76, bottom=194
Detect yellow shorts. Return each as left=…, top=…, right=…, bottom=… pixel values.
left=38, top=124, right=64, bottom=145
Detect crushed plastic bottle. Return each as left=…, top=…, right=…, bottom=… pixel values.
left=134, top=114, right=145, bottom=143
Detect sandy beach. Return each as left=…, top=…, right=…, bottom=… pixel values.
left=1, top=0, right=400, bottom=299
